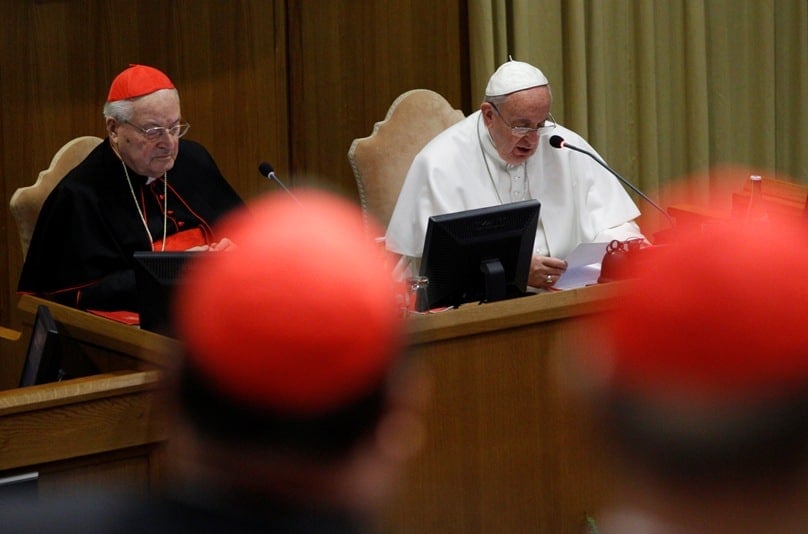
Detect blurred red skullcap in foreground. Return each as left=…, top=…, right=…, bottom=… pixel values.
left=174, top=190, right=405, bottom=415
left=593, top=218, right=808, bottom=404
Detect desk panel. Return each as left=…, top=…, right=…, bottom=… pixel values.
left=385, top=285, right=623, bottom=532
left=8, top=287, right=623, bottom=531
left=1, top=297, right=172, bottom=498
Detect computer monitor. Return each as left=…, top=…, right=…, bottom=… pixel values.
left=19, top=305, right=64, bottom=387
left=418, top=199, right=540, bottom=310
left=133, top=251, right=199, bottom=335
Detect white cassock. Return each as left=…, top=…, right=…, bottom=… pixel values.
left=386, top=110, right=645, bottom=264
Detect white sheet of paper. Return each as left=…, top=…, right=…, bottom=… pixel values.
left=554, top=242, right=609, bottom=290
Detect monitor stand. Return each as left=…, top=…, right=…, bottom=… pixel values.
left=480, top=258, right=507, bottom=302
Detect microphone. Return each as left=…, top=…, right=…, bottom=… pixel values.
left=258, top=162, right=301, bottom=205
left=549, top=135, right=674, bottom=228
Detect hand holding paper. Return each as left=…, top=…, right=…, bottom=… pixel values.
left=553, top=242, right=609, bottom=290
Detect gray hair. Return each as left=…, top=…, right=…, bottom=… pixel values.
left=102, top=88, right=180, bottom=122
left=103, top=99, right=134, bottom=122
left=483, top=85, right=552, bottom=107
left=484, top=94, right=509, bottom=106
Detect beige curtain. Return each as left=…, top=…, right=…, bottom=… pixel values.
left=468, top=0, right=806, bottom=235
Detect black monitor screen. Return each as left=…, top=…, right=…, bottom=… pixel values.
left=133, top=251, right=199, bottom=335
left=418, top=199, right=540, bottom=310
left=19, top=305, right=63, bottom=387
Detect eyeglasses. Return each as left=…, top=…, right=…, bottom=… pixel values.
left=125, top=121, right=190, bottom=140
left=489, top=103, right=556, bottom=137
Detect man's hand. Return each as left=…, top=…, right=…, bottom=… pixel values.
left=209, top=238, right=236, bottom=251
left=529, top=254, right=567, bottom=289
left=186, top=238, right=237, bottom=252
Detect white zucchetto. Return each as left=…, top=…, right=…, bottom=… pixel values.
left=485, top=60, right=549, bottom=97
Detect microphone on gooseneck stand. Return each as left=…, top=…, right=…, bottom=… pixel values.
left=549, top=135, right=674, bottom=229
left=258, top=162, right=302, bottom=205
left=550, top=135, right=674, bottom=281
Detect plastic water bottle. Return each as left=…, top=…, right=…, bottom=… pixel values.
left=745, top=175, right=767, bottom=222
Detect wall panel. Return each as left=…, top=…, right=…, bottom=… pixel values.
left=287, top=0, right=469, bottom=193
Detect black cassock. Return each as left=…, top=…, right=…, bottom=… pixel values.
left=18, top=138, right=244, bottom=311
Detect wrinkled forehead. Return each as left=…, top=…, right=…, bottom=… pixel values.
left=500, top=86, right=552, bottom=117
left=130, top=89, right=181, bottom=124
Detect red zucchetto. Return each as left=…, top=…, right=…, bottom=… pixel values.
left=174, top=190, right=406, bottom=415
left=591, top=218, right=808, bottom=405
left=107, top=64, right=176, bottom=102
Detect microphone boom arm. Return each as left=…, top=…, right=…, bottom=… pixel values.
left=557, top=139, right=674, bottom=228
left=258, top=162, right=302, bottom=205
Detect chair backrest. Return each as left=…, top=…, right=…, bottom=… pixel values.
left=10, top=136, right=103, bottom=258
left=348, top=89, right=464, bottom=230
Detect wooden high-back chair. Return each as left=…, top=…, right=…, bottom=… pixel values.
left=10, top=136, right=103, bottom=258
left=347, top=89, right=464, bottom=231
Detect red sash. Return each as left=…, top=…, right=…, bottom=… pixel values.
left=152, top=227, right=208, bottom=251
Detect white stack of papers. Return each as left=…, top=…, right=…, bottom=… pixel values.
left=553, top=242, right=609, bottom=290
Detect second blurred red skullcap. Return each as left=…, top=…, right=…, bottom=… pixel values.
left=107, top=64, right=175, bottom=102
left=595, top=219, right=808, bottom=403
left=174, top=190, right=406, bottom=415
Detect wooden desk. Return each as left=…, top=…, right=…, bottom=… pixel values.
left=0, top=371, right=166, bottom=498
left=6, top=288, right=624, bottom=531
left=16, top=295, right=178, bottom=372
left=384, top=283, right=624, bottom=533
left=668, top=176, right=807, bottom=232
left=0, top=297, right=174, bottom=498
